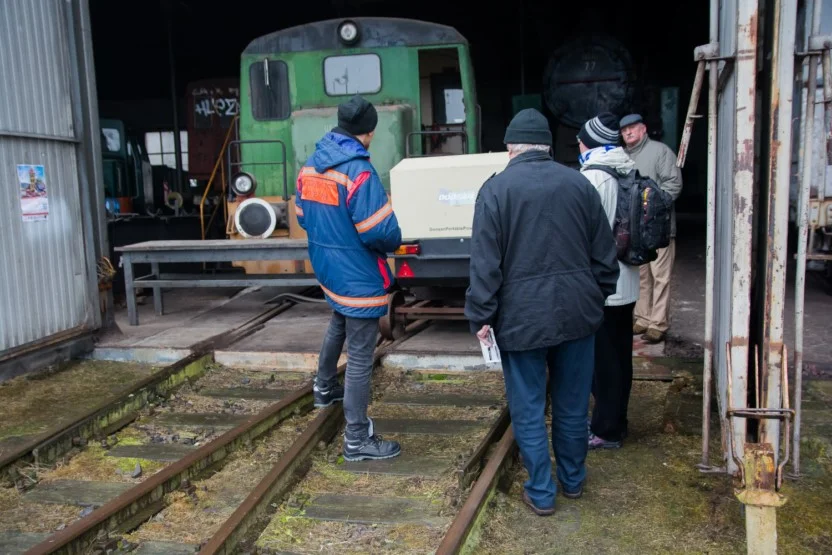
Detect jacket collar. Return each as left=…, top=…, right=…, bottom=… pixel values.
left=331, top=126, right=360, bottom=143
left=506, top=149, right=552, bottom=168
left=625, top=135, right=649, bottom=156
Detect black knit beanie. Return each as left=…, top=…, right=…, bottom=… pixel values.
left=503, top=108, right=552, bottom=146
left=337, top=95, right=378, bottom=136
left=578, top=112, right=620, bottom=149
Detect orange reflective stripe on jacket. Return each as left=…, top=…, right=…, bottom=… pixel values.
left=355, top=200, right=392, bottom=233
left=320, top=286, right=388, bottom=308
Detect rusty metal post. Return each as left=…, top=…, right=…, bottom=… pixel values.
left=793, top=0, right=823, bottom=478
left=759, top=0, right=798, bottom=458
left=698, top=0, right=720, bottom=472
left=735, top=443, right=787, bottom=554
left=728, top=0, right=760, bottom=472
left=677, top=60, right=706, bottom=168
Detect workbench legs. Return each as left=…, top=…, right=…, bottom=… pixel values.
left=123, top=258, right=163, bottom=326
left=151, top=262, right=164, bottom=317
left=124, top=256, right=137, bottom=326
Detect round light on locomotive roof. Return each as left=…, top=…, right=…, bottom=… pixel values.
left=231, top=171, right=256, bottom=196
left=338, top=20, right=359, bottom=44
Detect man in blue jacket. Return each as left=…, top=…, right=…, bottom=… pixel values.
left=296, top=95, right=403, bottom=461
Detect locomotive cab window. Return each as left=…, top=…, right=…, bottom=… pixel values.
left=324, top=54, right=382, bottom=96
left=250, top=59, right=291, bottom=121
left=101, top=128, right=121, bottom=153
left=417, top=48, right=466, bottom=155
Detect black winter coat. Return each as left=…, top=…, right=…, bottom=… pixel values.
left=464, top=150, right=620, bottom=351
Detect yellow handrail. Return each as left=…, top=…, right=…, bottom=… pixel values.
left=199, top=114, right=239, bottom=240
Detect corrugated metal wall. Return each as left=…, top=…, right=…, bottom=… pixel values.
left=714, top=0, right=741, bottom=470
left=0, top=0, right=100, bottom=354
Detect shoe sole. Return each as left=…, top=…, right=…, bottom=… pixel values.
left=342, top=450, right=402, bottom=462
left=561, top=490, right=583, bottom=499
left=522, top=493, right=555, bottom=516
left=588, top=442, right=621, bottom=450
left=313, top=397, right=344, bottom=408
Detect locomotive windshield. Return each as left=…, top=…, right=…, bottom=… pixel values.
left=323, top=54, right=382, bottom=96
left=101, top=127, right=121, bottom=153
left=250, top=59, right=291, bottom=121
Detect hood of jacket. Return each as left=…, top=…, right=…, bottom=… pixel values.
left=310, top=131, right=370, bottom=174
left=579, top=145, right=635, bottom=175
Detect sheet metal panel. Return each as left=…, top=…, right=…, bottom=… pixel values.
left=0, top=0, right=98, bottom=354
left=0, top=0, right=74, bottom=140
left=0, top=139, right=89, bottom=351
left=714, top=0, right=739, bottom=470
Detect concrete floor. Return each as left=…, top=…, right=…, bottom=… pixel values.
left=91, top=287, right=309, bottom=364
left=667, top=214, right=832, bottom=373
left=92, top=215, right=832, bottom=376
left=213, top=301, right=345, bottom=371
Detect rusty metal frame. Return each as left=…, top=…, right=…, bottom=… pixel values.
left=725, top=343, right=794, bottom=490
left=758, top=0, right=799, bottom=462
left=381, top=294, right=469, bottom=340
left=724, top=0, right=759, bottom=475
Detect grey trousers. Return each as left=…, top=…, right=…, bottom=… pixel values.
left=315, top=310, right=379, bottom=441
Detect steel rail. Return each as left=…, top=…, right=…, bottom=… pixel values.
left=436, top=424, right=517, bottom=555
left=0, top=297, right=301, bottom=485
left=198, top=320, right=431, bottom=554
left=25, top=319, right=431, bottom=555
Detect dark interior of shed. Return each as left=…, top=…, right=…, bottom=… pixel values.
left=90, top=0, right=709, bottom=214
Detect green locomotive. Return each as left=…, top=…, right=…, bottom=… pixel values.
left=225, top=17, right=480, bottom=263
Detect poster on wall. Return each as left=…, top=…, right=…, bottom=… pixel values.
left=17, top=164, right=48, bottom=222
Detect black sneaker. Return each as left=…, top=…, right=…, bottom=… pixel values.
left=313, top=382, right=344, bottom=408
left=343, top=419, right=401, bottom=461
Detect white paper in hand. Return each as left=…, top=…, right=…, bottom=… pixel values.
left=479, top=328, right=501, bottom=364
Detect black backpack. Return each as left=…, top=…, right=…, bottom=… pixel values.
left=583, top=165, right=673, bottom=266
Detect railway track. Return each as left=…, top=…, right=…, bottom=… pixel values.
left=1, top=300, right=518, bottom=555
left=0, top=295, right=305, bottom=488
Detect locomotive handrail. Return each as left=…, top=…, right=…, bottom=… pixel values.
left=226, top=139, right=290, bottom=201
left=406, top=129, right=469, bottom=157
left=199, top=114, right=239, bottom=240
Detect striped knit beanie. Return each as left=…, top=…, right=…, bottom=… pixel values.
left=578, top=112, right=620, bottom=149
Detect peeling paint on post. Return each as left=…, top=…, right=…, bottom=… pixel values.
left=729, top=0, right=759, bottom=471
left=760, top=0, right=797, bottom=456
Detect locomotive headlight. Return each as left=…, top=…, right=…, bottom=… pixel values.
left=337, top=20, right=359, bottom=44
left=231, top=171, right=256, bottom=196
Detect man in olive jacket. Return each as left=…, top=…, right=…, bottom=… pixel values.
left=620, top=113, right=683, bottom=343
left=464, top=108, right=619, bottom=515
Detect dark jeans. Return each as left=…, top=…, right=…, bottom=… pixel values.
left=315, top=310, right=379, bottom=441
left=501, top=333, right=595, bottom=509
left=590, top=303, right=636, bottom=442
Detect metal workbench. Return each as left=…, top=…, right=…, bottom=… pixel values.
left=114, top=240, right=318, bottom=326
